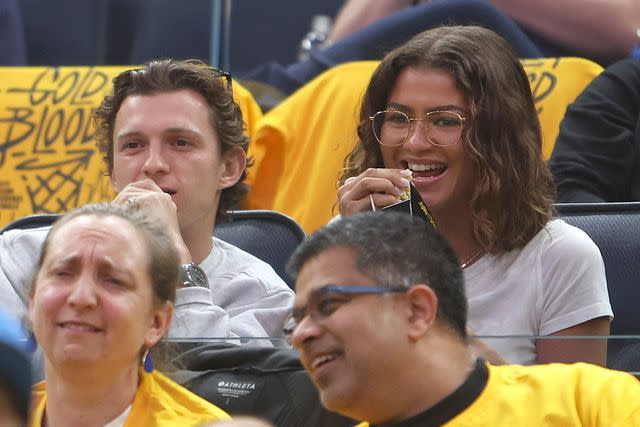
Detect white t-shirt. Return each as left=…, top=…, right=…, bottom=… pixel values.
left=464, top=219, right=612, bottom=364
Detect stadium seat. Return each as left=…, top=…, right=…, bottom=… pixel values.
left=521, top=57, right=604, bottom=158
left=244, top=61, right=375, bottom=234
left=556, top=202, right=640, bottom=371
left=215, top=210, right=305, bottom=290
left=0, top=214, right=59, bottom=233
left=246, top=58, right=604, bottom=233
left=1, top=209, right=304, bottom=290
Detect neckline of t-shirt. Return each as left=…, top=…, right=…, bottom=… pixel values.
left=461, top=252, right=496, bottom=279
left=199, top=237, right=220, bottom=272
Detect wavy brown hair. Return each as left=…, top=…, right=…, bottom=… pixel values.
left=339, top=25, right=556, bottom=254
left=94, top=59, right=251, bottom=221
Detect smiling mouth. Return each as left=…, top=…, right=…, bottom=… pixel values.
left=403, top=162, right=447, bottom=178
left=59, top=322, right=102, bottom=333
left=310, top=352, right=342, bottom=371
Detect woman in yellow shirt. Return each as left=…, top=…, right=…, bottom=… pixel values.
left=27, top=203, right=230, bottom=427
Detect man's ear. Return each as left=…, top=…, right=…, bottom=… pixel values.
left=218, top=146, right=247, bottom=190
left=405, top=284, right=438, bottom=341
left=144, top=302, right=173, bottom=348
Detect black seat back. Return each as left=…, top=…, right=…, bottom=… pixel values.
left=214, top=210, right=305, bottom=290
left=1, top=210, right=305, bottom=290
left=556, top=202, right=640, bottom=370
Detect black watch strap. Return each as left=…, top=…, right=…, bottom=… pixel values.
left=180, top=263, right=209, bottom=288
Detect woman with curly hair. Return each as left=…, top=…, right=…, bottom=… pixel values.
left=337, top=25, right=612, bottom=365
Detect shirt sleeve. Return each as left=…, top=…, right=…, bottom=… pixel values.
left=170, top=254, right=295, bottom=341
left=169, top=287, right=234, bottom=339
left=219, top=274, right=295, bottom=340
left=0, top=228, right=47, bottom=320
left=538, top=222, right=613, bottom=336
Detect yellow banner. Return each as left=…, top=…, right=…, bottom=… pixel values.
left=0, top=67, right=124, bottom=227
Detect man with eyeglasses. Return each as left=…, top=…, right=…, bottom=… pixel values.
left=285, top=211, right=640, bottom=426
left=0, top=59, right=294, bottom=341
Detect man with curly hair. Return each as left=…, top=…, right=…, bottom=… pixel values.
left=0, top=59, right=294, bottom=340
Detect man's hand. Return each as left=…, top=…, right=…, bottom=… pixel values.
left=113, top=179, right=192, bottom=264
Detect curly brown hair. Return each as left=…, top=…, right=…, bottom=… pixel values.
left=339, top=25, right=556, bottom=254
left=94, top=58, right=250, bottom=221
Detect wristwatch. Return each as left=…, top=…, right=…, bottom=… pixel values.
left=180, top=263, right=209, bottom=288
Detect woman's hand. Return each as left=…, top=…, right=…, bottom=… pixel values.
left=338, top=168, right=412, bottom=216
left=113, top=179, right=192, bottom=263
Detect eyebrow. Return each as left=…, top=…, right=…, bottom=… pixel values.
left=47, top=253, right=135, bottom=283
left=290, top=286, right=329, bottom=319
left=386, top=102, right=468, bottom=115
left=46, top=254, right=79, bottom=270
left=115, top=127, right=203, bottom=144
left=163, top=127, right=203, bottom=138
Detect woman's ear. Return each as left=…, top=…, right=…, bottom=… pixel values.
left=217, top=146, right=247, bottom=190
left=28, top=277, right=38, bottom=329
left=144, top=302, right=173, bottom=348
left=405, top=284, right=438, bottom=341
left=28, top=300, right=35, bottom=331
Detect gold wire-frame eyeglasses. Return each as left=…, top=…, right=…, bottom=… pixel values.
left=369, top=109, right=467, bottom=147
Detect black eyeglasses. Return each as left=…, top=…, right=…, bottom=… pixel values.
left=211, top=67, right=233, bottom=90
left=283, top=284, right=407, bottom=340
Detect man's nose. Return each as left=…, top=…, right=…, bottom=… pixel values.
left=290, top=314, right=323, bottom=348
left=142, top=143, right=170, bottom=176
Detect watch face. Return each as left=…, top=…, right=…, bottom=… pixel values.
left=190, top=264, right=209, bottom=288
left=182, top=264, right=209, bottom=288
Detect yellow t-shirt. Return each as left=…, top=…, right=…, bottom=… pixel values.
left=29, top=369, right=231, bottom=427
left=355, top=362, right=640, bottom=426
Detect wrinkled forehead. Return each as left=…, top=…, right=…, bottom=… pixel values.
left=45, top=215, right=146, bottom=262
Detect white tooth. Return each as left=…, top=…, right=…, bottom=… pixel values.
left=63, top=322, right=98, bottom=332
left=311, top=354, right=337, bottom=370
left=408, top=163, right=445, bottom=171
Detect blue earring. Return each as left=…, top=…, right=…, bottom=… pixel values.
left=142, top=349, right=154, bottom=373
left=25, top=331, right=37, bottom=353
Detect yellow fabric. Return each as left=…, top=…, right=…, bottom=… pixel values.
left=0, top=66, right=261, bottom=228
left=244, top=62, right=376, bottom=233
left=521, top=57, right=604, bottom=159
left=354, top=362, right=640, bottom=426
left=29, top=369, right=230, bottom=426
left=246, top=58, right=603, bottom=233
